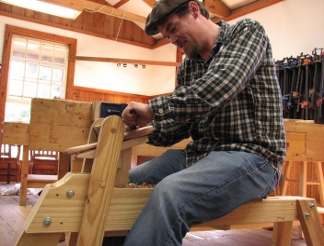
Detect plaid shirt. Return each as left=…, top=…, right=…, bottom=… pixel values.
left=148, top=19, right=286, bottom=171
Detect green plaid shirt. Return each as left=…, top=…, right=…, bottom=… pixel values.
left=148, top=19, right=286, bottom=171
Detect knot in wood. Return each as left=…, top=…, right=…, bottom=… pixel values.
left=100, top=181, right=106, bottom=187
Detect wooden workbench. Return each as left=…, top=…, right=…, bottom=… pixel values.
left=2, top=98, right=93, bottom=205
left=132, top=119, right=324, bottom=205
left=2, top=98, right=324, bottom=206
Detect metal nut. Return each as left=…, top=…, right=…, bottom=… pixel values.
left=43, top=217, right=52, bottom=227
left=66, top=189, right=75, bottom=198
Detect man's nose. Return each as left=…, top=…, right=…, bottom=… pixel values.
left=169, top=34, right=178, bottom=45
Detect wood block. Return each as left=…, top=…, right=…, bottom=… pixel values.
left=285, top=132, right=306, bottom=160
left=284, top=119, right=324, bottom=162
left=92, top=101, right=102, bottom=121
left=2, top=122, right=29, bottom=145
left=28, top=98, right=93, bottom=151
left=132, top=138, right=192, bottom=157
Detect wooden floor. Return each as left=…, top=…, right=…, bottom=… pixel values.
left=0, top=182, right=307, bottom=246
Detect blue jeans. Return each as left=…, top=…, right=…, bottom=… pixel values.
left=123, top=150, right=279, bottom=246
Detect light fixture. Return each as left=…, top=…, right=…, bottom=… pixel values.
left=134, top=64, right=138, bottom=68
left=142, top=65, right=146, bottom=69
left=123, top=64, right=127, bottom=67
left=0, top=0, right=82, bottom=19
left=117, top=63, right=121, bottom=67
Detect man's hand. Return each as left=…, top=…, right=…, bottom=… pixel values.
left=122, top=102, right=153, bottom=130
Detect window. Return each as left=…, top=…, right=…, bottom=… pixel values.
left=0, top=25, right=77, bottom=126
left=5, top=35, right=69, bottom=122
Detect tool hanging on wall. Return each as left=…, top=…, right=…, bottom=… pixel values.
left=275, top=48, right=324, bottom=124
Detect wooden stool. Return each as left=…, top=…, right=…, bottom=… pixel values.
left=281, top=161, right=324, bottom=206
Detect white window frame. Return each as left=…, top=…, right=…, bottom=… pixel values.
left=5, top=35, right=69, bottom=122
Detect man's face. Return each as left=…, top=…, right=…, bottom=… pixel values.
left=157, top=13, right=200, bottom=59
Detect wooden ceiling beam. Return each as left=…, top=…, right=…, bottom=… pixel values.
left=229, top=0, right=285, bottom=20
left=142, top=0, right=155, bottom=8
left=69, top=55, right=180, bottom=67
left=113, top=0, right=129, bottom=9
left=211, top=0, right=285, bottom=22
left=39, top=0, right=146, bottom=23
left=204, top=0, right=231, bottom=19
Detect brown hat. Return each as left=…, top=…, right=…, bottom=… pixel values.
left=145, top=0, right=192, bottom=36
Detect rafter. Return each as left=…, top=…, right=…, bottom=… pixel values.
left=142, top=0, right=155, bottom=8
left=204, top=0, right=231, bottom=19
left=211, top=0, right=285, bottom=22
left=229, top=0, right=284, bottom=20
left=113, top=0, right=130, bottom=9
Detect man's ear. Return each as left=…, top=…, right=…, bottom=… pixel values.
left=188, top=1, right=200, bottom=18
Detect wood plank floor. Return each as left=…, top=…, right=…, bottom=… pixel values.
left=0, top=182, right=307, bottom=246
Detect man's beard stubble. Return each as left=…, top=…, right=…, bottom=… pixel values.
left=184, top=41, right=201, bottom=60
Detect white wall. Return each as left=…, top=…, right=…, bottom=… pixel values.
left=0, top=15, right=176, bottom=96
left=228, top=0, right=324, bottom=60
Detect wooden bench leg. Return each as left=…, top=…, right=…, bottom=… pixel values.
left=272, top=221, right=293, bottom=246
left=297, top=199, right=324, bottom=246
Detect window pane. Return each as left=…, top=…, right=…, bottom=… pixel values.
left=39, top=65, right=52, bottom=81
left=52, top=86, right=63, bottom=98
left=5, top=102, right=31, bottom=123
left=53, top=68, right=64, bottom=82
left=25, top=63, right=39, bottom=79
left=8, top=79, right=23, bottom=97
left=10, top=60, right=25, bottom=79
left=23, top=82, right=37, bottom=98
left=6, top=35, right=68, bottom=122
left=38, top=84, right=51, bottom=98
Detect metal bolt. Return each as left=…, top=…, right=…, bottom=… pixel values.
left=66, top=189, right=75, bottom=198
left=43, top=217, right=52, bottom=227
left=309, top=203, right=315, bottom=209
left=304, top=212, right=310, bottom=219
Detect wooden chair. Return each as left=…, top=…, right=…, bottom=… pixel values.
left=29, top=150, right=59, bottom=175
left=0, top=144, right=21, bottom=183
left=14, top=116, right=324, bottom=246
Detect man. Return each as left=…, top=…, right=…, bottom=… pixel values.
left=120, top=0, right=286, bottom=245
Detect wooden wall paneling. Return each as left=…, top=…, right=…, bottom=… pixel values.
left=11, top=5, right=24, bottom=16
left=36, top=11, right=50, bottom=22
left=24, top=9, right=37, bottom=19
left=71, top=86, right=150, bottom=104
left=123, top=19, right=133, bottom=41
left=0, top=2, right=11, bottom=12
left=0, top=3, right=157, bottom=48
left=60, top=16, right=73, bottom=27
left=94, top=11, right=105, bottom=34
left=71, top=11, right=83, bottom=29
left=103, top=15, right=115, bottom=37
left=48, top=15, right=61, bottom=25
left=82, top=10, right=95, bottom=32
left=113, top=17, right=123, bottom=37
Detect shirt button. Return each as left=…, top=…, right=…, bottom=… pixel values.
left=158, top=108, right=164, bottom=114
